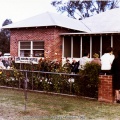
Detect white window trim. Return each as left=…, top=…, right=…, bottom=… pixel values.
left=19, top=41, right=44, bottom=57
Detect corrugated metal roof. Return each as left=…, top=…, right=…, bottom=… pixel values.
left=2, top=12, right=91, bottom=32
left=82, top=8, right=120, bottom=33
left=3, top=8, right=120, bottom=33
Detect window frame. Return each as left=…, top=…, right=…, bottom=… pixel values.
left=18, top=41, right=44, bottom=57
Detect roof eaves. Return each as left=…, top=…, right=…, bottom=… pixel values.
left=2, top=24, right=57, bottom=29
left=59, top=32, right=120, bottom=35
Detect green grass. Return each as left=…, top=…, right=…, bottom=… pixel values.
left=0, top=88, right=120, bottom=120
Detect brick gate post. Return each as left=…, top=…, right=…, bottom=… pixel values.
left=98, top=75, right=114, bottom=103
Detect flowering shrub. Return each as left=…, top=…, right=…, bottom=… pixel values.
left=0, top=68, right=24, bottom=87
left=0, top=59, right=100, bottom=98
left=14, top=58, right=72, bottom=73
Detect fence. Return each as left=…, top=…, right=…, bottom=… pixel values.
left=0, top=69, right=98, bottom=98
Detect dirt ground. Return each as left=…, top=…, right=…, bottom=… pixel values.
left=0, top=102, right=49, bottom=120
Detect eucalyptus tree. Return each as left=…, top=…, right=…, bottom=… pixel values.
left=51, top=0, right=119, bottom=19
left=0, top=19, right=12, bottom=54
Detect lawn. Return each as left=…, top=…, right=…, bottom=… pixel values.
left=0, top=88, right=120, bottom=120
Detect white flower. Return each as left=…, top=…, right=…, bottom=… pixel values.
left=45, top=78, right=48, bottom=82
left=68, top=78, right=74, bottom=83
left=48, top=81, right=52, bottom=84
left=10, top=77, right=15, bottom=81
left=40, top=79, right=42, bottom=82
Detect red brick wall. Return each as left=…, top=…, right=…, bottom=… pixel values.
left=98, top=75, right=114, bottom=103
left=10, top=26, right=76, bottom=61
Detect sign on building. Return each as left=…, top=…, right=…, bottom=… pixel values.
left=15, top=57, right=40, bottom=64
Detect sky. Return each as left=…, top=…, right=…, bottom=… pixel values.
left=0, top=0, right=58, bottom=27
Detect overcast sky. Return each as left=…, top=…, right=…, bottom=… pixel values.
left=0, top=0, right=58, bottom=27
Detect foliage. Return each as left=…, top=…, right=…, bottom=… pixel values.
left=51, top=0, right=119, bottom=19
left=78, top=62, right=101, bottom=97
left=15, top=58, right=72, bottom=73
left=79, top=62, right=101, bottom=78
left=0, top=68, right=24, bottom=87
left=0, top=31, right=10, bottom=54
left=0, top=19, right=12, bottom=54
left=0, top=60, right=101, bottom=98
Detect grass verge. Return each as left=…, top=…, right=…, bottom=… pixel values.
left=0, top=88, right=120, bottom=120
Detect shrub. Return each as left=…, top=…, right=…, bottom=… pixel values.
left=78, top=62, right=101, bottom=98
left=0, top=61, right=101, bottom=98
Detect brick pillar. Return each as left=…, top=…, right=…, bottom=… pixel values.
left=98, top=75, right=114, bottom=103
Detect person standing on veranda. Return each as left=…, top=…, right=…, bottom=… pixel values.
left=100, top=46, right=115, bottom=75
left=111, top=50, right=120, bottom=103
left=71, top=59, right=79, bottom=74
left=91, top=53, right=101, bottom=66
left=78, top=52, right=90, bottom=70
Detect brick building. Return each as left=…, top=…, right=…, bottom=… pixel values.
left=3, top=8, right=120, bottom=62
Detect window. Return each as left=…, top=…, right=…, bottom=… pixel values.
left=73, top=36, right=80, bottom=58
left=92, top=36, right=100, bottom=57
left=64, top=36, right=71, bottom=57
left=19, top=41, right=44, bottom=57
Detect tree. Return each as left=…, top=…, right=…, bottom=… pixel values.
left=2, top=19, right=12, bottom=38
left=51, top=0, right=119, bottom=20
left=0, top=19, right=12, bottom=54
